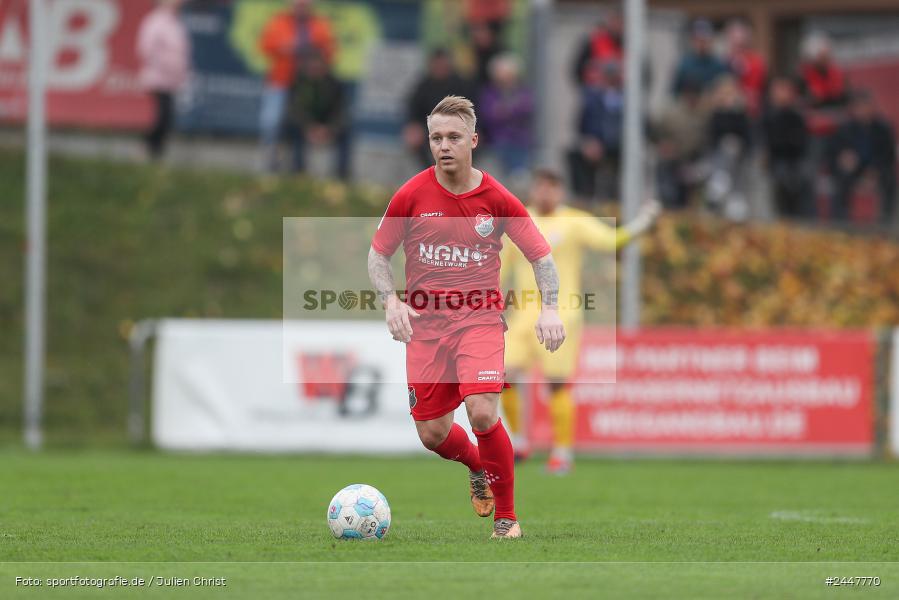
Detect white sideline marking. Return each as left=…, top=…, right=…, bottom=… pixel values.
left=769, top=510, right=869, bottom=524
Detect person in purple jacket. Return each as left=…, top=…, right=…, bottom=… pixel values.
left=478, top=53, right=534, bottom=179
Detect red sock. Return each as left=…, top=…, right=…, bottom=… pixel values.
left=473, top=418, right=516, bottom=521
left=433, top=423, right=483, bottom=473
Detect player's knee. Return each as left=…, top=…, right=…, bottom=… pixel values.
left=466, top=398, right=498, bottom=432
left=417, top=427, right=448, bottom=451
left=469, top=414, right=496, bottom=432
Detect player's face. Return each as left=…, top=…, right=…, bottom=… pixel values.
left=428, top=114, right=477, bottom=176
left=531, top=177, right=564, bottom=214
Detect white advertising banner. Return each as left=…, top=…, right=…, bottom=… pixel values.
left=152, top=319, right=470, bottom=452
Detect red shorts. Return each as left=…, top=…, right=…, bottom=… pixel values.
left=406, top=323, right=507, bottom=421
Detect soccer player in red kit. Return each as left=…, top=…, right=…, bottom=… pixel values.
left=368, top=96, right=565, bottom=539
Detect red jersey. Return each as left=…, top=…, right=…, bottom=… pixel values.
left=371, top=167, right=551, bottom=341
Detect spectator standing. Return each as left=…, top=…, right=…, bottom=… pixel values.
left=672, top=19, right=729, bottom=95
left=573, top=10, right=624, bottom=86
left=136, top=0, right=190, bottom=161
left=286, top=51, right=350, bottom=180
left=464, top=0, right=511, bottom=87
left=799, top=32, right=847, bottom=109
left=568, top=60, right=625, bottom=205
left=652, top=79, right=709, bottom=209
left=704, top=76, right=753, bottom=219
left=404, top=49, right=477, bottom=169
left=723, top=19, right=767, bottom=117
left=258, top=0, right=336, bottom=172
left=470, top=22, right=504, bottom=89
left=762, top=76, right=811, bottom=218
left=479, top=54, right=534, bottom=179
left=827, top=91, right=896, bottom=222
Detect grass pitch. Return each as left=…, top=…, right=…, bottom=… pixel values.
left=1, top=450, right=897, bottom=598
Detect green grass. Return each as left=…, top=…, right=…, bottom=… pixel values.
left=1, top=451, right=898, bottom=598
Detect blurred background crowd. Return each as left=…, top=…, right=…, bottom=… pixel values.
left=137, top=0, right=896, bottom=226
left=4, top=0, right=897, bottom=230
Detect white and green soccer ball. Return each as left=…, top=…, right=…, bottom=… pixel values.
left=327, top=484, right=391, bottom=541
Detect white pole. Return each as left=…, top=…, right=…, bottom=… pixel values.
left=24, top=0, right=48, bottom=450
left=620, top=0, right=646, bottom=330
left=530, top=0, right=554, bottom=166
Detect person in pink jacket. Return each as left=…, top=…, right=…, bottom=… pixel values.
left=136, top=0, right=191, bottom=160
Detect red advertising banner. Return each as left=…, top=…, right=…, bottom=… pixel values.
left=0, top=0, right=154, bottom=128
left=527, top=329, right=874, bottom=455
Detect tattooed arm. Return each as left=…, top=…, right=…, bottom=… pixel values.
left=530, top=254, right=565, bottom=352
left=368, top=247, right=419, bottom=342
left=368, top=247, right=397, bottom=306
left=532, top=254, right=560, bottom=307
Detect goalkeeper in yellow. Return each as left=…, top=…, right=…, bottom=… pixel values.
left=500, top=167, right=660, bottom=474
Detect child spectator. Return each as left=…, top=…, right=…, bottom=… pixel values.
left=705, top=76, right=752, bottom=219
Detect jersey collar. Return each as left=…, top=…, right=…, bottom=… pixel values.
left=429, top=166, right=492, bottom=200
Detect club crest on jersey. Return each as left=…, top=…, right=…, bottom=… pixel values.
left=474, top=214, right=494, bottom=237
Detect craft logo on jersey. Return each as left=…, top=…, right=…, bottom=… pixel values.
left=474, top=214, right=494, bottom=237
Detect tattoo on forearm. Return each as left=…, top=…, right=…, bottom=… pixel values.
left=532, top=255, right=559, bottom=307
left=368, top=247, right=396, bottom=304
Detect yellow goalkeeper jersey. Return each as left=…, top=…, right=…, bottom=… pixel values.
left=501, top=206, right=630, bottom=316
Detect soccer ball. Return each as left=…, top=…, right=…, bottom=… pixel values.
left=326, top=484, right=391, bottom=540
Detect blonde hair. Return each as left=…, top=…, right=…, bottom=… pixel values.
left=427, top=95, right=477, bottom=134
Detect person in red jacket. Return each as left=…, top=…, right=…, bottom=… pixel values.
left=799, top=32, right=847, bottom=109
left=724, top=19, right=767, bottom=117
left=257, top=0, right=336, bottom=172
left=573, top=10, right=623, bottom=86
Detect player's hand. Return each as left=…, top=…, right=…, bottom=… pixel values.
left=385, top=296, right=420, bottom=343
left=535, top=307, right=565, bottom=353
left=628, top=198, right=662, bottom=237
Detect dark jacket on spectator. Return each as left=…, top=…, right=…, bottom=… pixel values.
left=579, top=86, right=625, bottom=156
left=288, top=72, right=346, bottom=131
left=763, top=107, right=807, bottom=162
left=709, top=108, right=752, bottom=148
left=672, top=53, right=729, bottom=94
left=827, top=118, right=896, bottom=173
